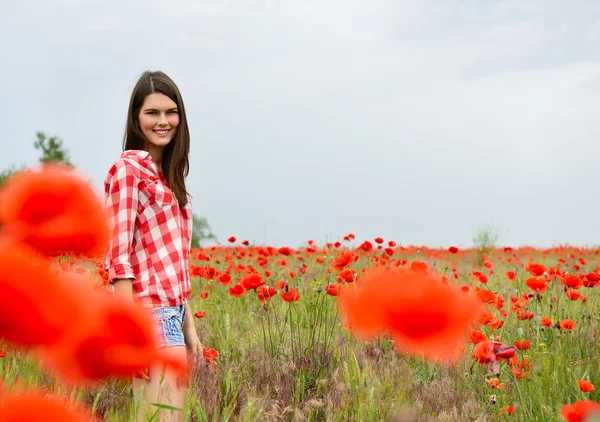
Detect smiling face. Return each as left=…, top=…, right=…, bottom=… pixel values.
left=138, top=93, right=180, bottom=163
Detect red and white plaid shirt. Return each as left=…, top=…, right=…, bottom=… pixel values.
left=103, top=150, right=193, bottom=308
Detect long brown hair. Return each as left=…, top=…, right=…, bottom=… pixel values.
left=123, top=71, right=190, bottom=207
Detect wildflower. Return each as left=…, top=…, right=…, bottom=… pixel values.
left=229, top=284, right=245, bottom=297
left=565, top=290, right=580, bottom=301
left=526, top=263, right=546, bottom=277
left=561, top=274, right=583, bottom=290
left=486, top=378, right=505, bottom=390
left=499, top=405, right=516, bottom=416
left=281, top=287, right=301, bottom=302
left=579, top=380, right=595, bottom=393
left=203, top=346, right=219, bottom=364
left=374, top=237, right=384, bottom=244
left=228, top=236, right=236, bottom=243
left=506, top=271, right=516, bottom=281
left=541, top=317, right=552, bottom=327
left=514, top=340, right=530, bottom=351
left=332, top=251, right=355, bottom=271
left=559, top=319, right=577, bottom=331
left=326, top=284, right=340, bottom=296
left=0, top=165, right=109, bottom=256
left=0, top=390, right=96, bottom=422
left=278, top=247, right=292, bottom=256
left=338, top=269, right=357, bottom=283
left=448, top=246, right=459, bottom=254
left=240, top=272, right=265, bottom=290
left=409, top=261, right=428, bottom=274
left=525, top=277, right=548, bottom=294
left=469, top=330, right=487, bottom=344
left=359, top=241, right=373, bottom=252
left=257, top=285, right=278, bottom=303
left=199, top=291, right=209, bottom=299
left=42, top=296, right=185, bottom=383
left=0, top=239, right=87, bottom=347
left=475, top=288, right=496, bottom=304
left=217, top=273, right=232, bottom=285
left=194, top=311, right=206, bottom=318
left=560, top=400, right=600, bottom=421
left=339, top=267, right=484, bottom=364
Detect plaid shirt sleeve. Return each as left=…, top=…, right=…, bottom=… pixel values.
left=104, top=159, right=139, bottom=282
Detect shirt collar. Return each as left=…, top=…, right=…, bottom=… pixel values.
left=121, top=150, right=161, bottom=175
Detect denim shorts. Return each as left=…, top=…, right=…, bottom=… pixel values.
left=150, top=305, right=186, bottom=348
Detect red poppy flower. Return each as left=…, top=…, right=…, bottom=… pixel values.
left=486, top=378, right=505, bottom=390
left=514, top=340, right=530, bottom=350
left=565, top=290, right=581, bottom=301
left=326, top=284, right=340, bottom=296
left=409, top=261, right=428, bottom=274
left=374, top=237, right=384, bottom=244
left=0, top=390, right=97, bottom=422
left=505, top=271, right=516, bottom=281
left=475, top=288, right=496, bottom=304
left=228, top=236, right=236, bottom=243
left=194, top=311, right=206, bottom=318
left=499, top=405, right=515, bottom=416
left=217, top=273, right=232, bottom=285
left=257, top=285, right=278, bottom=303
left=562, top=274, right=583, bottom=289
left=541, top=317, right=552, bottom=327
left=339, top=268, right=484, bottom=364
left=526, top=263, right=546, bottom=277
left=338, top=269, right=357, bottom=283
left=579, top=380, right=596, bottom=393
left=559, top=319, right=576, bottom=331
left=0, top=239, right=88, bottom=347
left=199, top=292, right=209, bottom=299
left=229, top=284, right=245, bottom=297
left=42, top=296, right=185, bottom=384
left=332, top=251, right=355, bottom=271
left=526, top=277, right=548, bottom=294
left=281, top=287, right=301, bottom=302
left=240, top=272, right=265, bottom=290
left=469, top=330, right=487, bottom=344
left=203, top=346, right=219, bottom=363
left=359, top=241, right=373, bottom=252
left=448, top=246, right=459, bottom=254
left=0, top=165, right=109, bottom=257
left=560, top=400, right=600, bottom=422
left=472, top=340, right=516, bottom=375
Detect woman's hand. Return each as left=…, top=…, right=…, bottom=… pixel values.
left=182, top=303, right=203, bottom=364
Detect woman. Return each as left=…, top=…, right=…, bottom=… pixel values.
left=104, top=70, right=201, bottom=421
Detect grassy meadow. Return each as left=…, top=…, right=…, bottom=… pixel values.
left=1, top=240, right=599, bottom=421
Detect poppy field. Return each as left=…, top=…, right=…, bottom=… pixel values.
left=1, top=166, right=600, bottom=421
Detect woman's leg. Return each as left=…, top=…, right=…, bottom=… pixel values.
left=133, top=345, right=188, bottom=422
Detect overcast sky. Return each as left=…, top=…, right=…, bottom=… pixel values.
left=2, top=0, right=600, bottom=248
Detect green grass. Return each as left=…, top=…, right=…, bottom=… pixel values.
left=1, top=246, right=599, bottom=421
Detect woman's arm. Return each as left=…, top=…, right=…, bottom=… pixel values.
left=182, top=302, right=202, bottom=356
left=112, top=278, right=134, bottom=300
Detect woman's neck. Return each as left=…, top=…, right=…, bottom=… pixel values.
left=147, top=144, right=164, bottom=170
